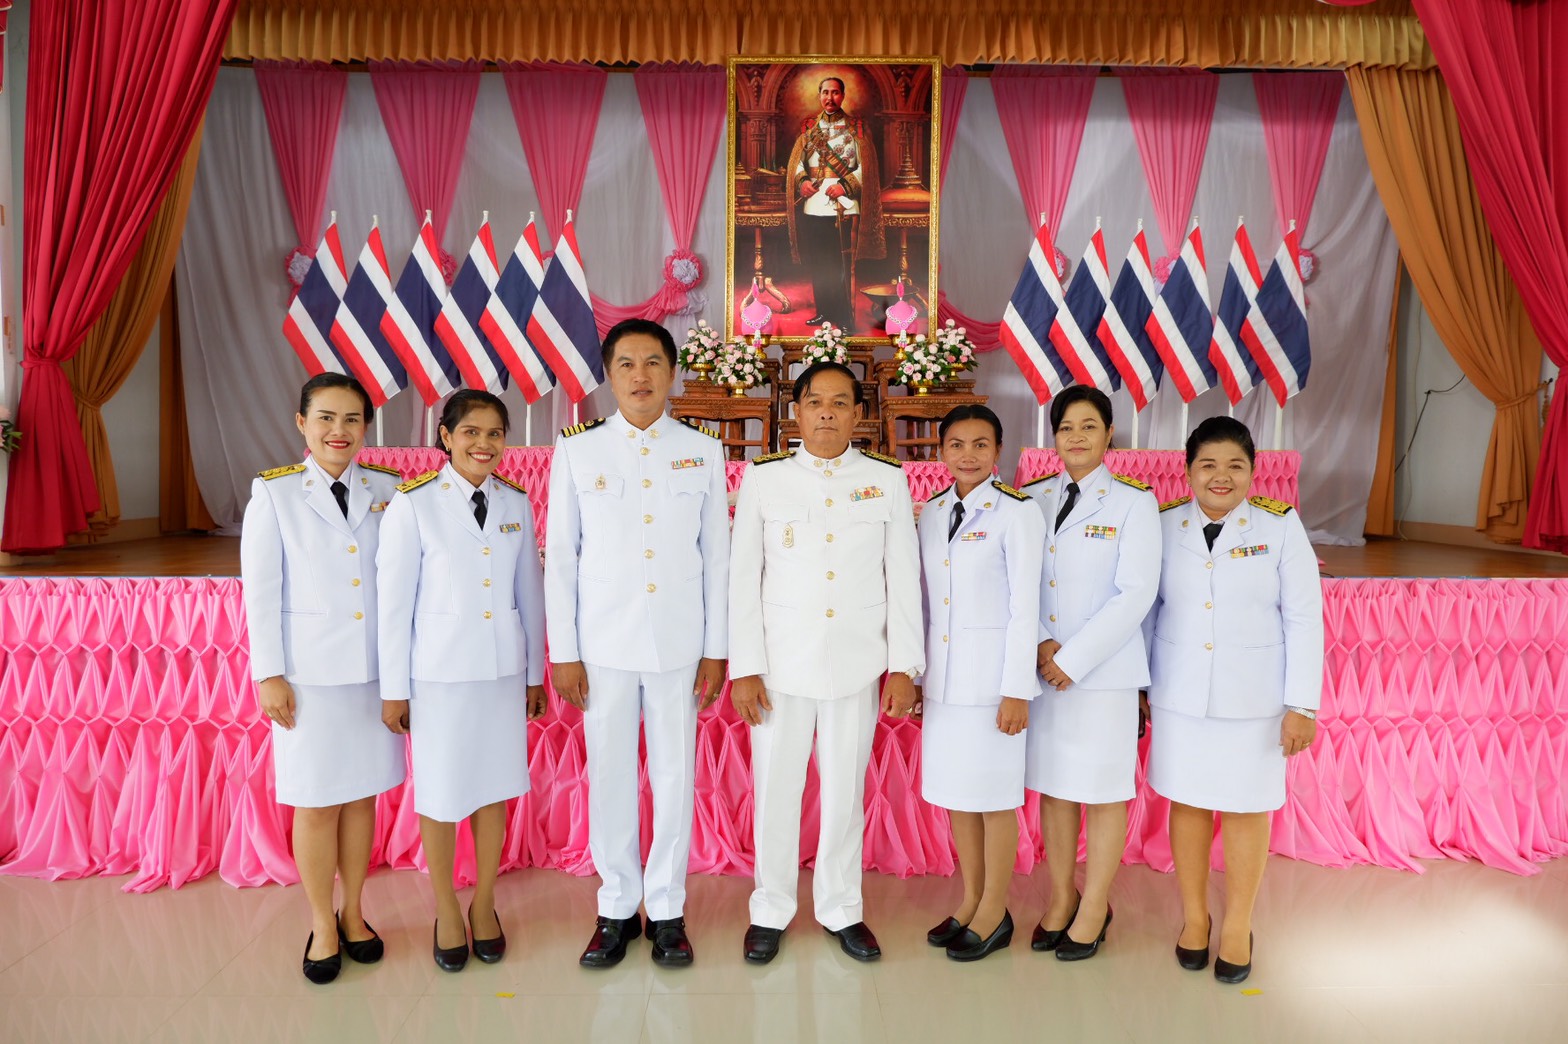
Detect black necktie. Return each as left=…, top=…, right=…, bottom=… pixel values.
left=471, top=490, right=488, bottom=530
left=948, top=500, right=966, bottom=542
left=1204, top=521, right=1223, bottom=550
left=1054, top=482, right=1080, bottom=533
left=330, top=480, right=349, bottom=518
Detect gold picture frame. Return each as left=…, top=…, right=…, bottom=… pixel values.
left=726, top=56, right=941, bottom=346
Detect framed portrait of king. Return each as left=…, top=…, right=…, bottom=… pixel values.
left=727, top=56, right=941, bottom=344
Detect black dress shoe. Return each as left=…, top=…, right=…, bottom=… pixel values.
left=1176, top=916, right=1211, bottom=972
left=806, top=314, right=829, bottom=325
left=744, top=924, right=783, bottom=964
left=645, top=917, right=694, bottom=967
left=1054, top=906, right=1113, bottom=962
left=926, top=916, right=967, bottom=948
left=302, top=931, right=341, bottom=985
left=433, top=920, right=470, bottom=973
left=336, top=913, right=384, bottom=965
left=946, top=911, right=1014, bottom=963
left=825, top=921, right=881, bottom=962
left=1214, top=932, right=1253, bottom=984
left=469, top=907, right=506, bottom=964
left=579, top=914, right=641, bottom=968
left=1030, top=895, right=1081, bottom=952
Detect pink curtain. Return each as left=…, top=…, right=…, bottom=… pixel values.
left=935, top=295, right=1003, bottom=353
left=253, top=61, right=347, bottom=255
left=938, top=65, right=969, bottom=190
left=1117, top=69, right=1220, bottom=262
left=501, top=62, right=609, bottom=243
left=991, top=66, right=1097, bottom=231
left=1411, top=0, right=1568, bottom=552
left=1253, top=72, right=1344, bottom=243
left=368, top=60, right=481, bottom=248
left=1, top=0, right=237, bottom=554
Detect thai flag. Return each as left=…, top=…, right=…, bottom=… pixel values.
left=1241, top=225, right=1311, bottom=407
left=381, top=216, right=458, bottom=406
left=435, top=219, right=510, bottom=393
left=1209, top=219, right=1265, bottom=406
left=282, top=221, right=349, bottom=376
left=1097, top=227, right=1163, bottom=411
left=1145, top=222, right=1216, bottom=403
left=479, top=217, right=556, bottom=404
left=528, top=212, right=603, bottom=403
left=329, top=225, right=407, bottom=407
left=998, top=220, right=1077, bottom=404
left=1058, top=226, right=1120, bottom=392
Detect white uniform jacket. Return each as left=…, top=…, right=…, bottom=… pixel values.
left=917, top=480, right=1044, bottom=706
left=376, top=462, right=547, bottom=701
left=1145, top=496, right=1325, bottom=719
left=241, top=457, right=402, bottom=685
left=544, top=412, right=729, bottom=671
left=729, top=447, right=924, bottom=699
left=1026, top=464, right=1161, bottom=689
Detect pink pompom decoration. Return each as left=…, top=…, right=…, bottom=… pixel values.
left=1297, top=248, right=1317, bottom=283
left=1055, top=248, right=1070, bottom=281
left=664, top=248, right=703, bottom=289
left=285, top=246, right=314, bottom=292
left=439, top=248, right=459, bottom=286
left=1152, top=254, right=1178, bottom=288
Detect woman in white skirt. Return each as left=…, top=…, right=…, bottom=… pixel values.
left=918, top=405, right=1043, bottom=962
left=377, top=390, right=548, bottom=973
left=1145, top=417, right=1322, bottom=984
left=240, top=373, right=408, bottom=984
left=1023, top=385, right=1160, bottom=961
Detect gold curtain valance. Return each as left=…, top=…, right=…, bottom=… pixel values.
left=226, top=0, right=1433, bottom=70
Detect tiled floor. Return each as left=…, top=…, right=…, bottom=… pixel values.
left=2, top=857, right=1566, bottom=1043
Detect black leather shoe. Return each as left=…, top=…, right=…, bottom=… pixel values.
left=1176, top=916, right=1211, bottom=972
left=926, top=916, right=967, bottom=948
left=433, top=920, right=469, bottom=973
left=645, top=917, right=694, bottom=967
left=469, top=907, right=506, bottom=964
left=744, top=924, right=783, bottom=964
left=1030, top=895, right=1080, bottom=952
left=825, top=921, right=881, bottom=962
left=806, top=314, right=829, bottom=325
left=1054, top=906, right=1112, bottom=962
left=579, top=914, right=641, bottom=968
left=336, top=913, right=384, bottom=965
left=1214, top=932, right=1253, bottom=984
left=946, top=911, right=1014, bottom=963
left=302, top=931, right=341, bottom=985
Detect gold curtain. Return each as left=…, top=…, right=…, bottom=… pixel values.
left=1364, top=259, right=1403, bottom=538
left=62, top=125, right=205, bottom=537
left=226, top=0, right=1433, bottom=70
left=1347, top=67, right=1542, bottom=543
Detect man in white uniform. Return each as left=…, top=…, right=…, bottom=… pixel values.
left=729, top=361, right=923, bottom=964
left=546, top=319, right=730, bottom=968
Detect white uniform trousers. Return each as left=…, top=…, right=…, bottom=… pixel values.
left=582, top=662, right=699, bottom=921
left=748, top=684, right=879, bottom=932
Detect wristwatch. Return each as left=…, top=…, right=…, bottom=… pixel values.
left=1285, top=706, right=1316, bottom=720
left=902, top=667, right=920, bottom=681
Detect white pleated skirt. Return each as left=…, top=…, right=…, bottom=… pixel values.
left=1023, top=686, right=1139, bottom=804
left=272, top=681, right=406, bottom=808
left=920, top=700, right=1026, bottom=813
left=1148, top=706, right=1286, bottom=814
left=409, top=674, right=531, bottom=822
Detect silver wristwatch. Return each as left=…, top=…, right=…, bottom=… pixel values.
left=1285, top=706, right=1316, bottom=720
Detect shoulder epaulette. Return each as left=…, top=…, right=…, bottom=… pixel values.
left=929, top=484, right=955, bottom=502
left=751, top=450, right=795, bottom=465
left=258, top=463, right=307, bottom=481
left=862, top=450, right=903, bottom=469
left=1020, top=471, right=1060, bottom=488
left=493, top=474, right=528, bottom=496
left=396, top=470, right=440, bottom=494
left=992, top=479, right=1031, bottom=502
left=1160, top=496, right=1192, bottom=513
left=560, top=417, right=607, bottom=439
left=1249, top=495, right=1294, bottom=516
left=358, top=462, right=402, bottom=477
left=1113, top=473, right=1153, bottom=493
left=677, top=416, right=721, bottom=440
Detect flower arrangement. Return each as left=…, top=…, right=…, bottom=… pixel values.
left=678, top=319, right=726, bottom=379
left=0, top=404, right=19, bottom=454
left=714, top=338, right=769, bottom=395
left=891, top=319, right=978, bottom=393
left=801, top=321, right=850, bottom=366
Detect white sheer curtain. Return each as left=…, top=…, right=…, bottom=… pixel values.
left=179, top=69, right=1394, bottom=542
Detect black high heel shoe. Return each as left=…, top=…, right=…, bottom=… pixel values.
left=926, top=917, right=968, bottom=948
left=1030, top=895, right=1081, bottom=952
left=1175, top=916, right=1211, bottom=971
left=469, top=907, right=506, bottom=964
left=302, top=931, right=342, bottom=985
left=433, top=918, right=470, bottom=972
left=946, top=911, right=1014, bottom=962
left=1214, top=932, right=1253, bottom=984
left=337, top=912, right=384, bottom=965
left=1054, top=906, right=1112, bottom=962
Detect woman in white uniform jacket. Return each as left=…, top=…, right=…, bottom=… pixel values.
left=377, top=390, right=548, bottom=973
left=1145, top=416, right=1322, bottom=984
left=918, top=405, right=1043, bottom=963
left=240, top=374, right=406, bottom=984
left=1023, top=386, right=1159, bottom=962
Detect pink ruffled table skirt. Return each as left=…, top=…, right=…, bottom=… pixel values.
left=1016, top=449, right=1301, bottom=506
left=3, top=575, right=1564, bottom=891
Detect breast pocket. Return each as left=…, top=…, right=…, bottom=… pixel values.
left=762, top=501, right=811, bottom=553
left=847, top=495, right=892, bottom=525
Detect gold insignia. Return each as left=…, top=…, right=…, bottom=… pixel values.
left=358, top=462, right=403, bottom=477
left=560, top=417, right=607, bottom=439
left=1020, top=470, right=1060, bottom=488
left=493, top=474, right=528, bottom=495
left=1160, top=495, right=1192, bottom=513
left=991, top=480, right=1031, bottom=502
left=1113, top=473, right=1153, bottom=493
left=677, top=416, right=721, bottom=440
left=861, top=450, right=903, bottom=468
left=752, top=450, right=796, bottom=465
left=929, top=484, right=955, bottom=502
left=257, top=463, right=307, bottom=481
left=1248, top=495, right=1293, bottom=516
left=395, top=470, right=440, bottom=494
left=595, top=474, right=607, bottom=490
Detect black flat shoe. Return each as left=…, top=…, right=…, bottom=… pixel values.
left=744, top=924, right=783, bottom=964
left=1176, top=916, right=1211, bottom=972
left=645, top=917, right=694, bottom=967
left=302, top=931, right=341, bottom=985
left=432, top=920, right=469, bottom=973
left=336, top=913, right=384, bottom=965
left=579, top=914, right=641, bottom=968
left=1054, top=906, right=1112, bottom=962
left=825, top=921, right=881, bottom=962
left=1030, top=895, right=1081, bottom=952
left=926, top=916, right=967, bottom=948
left=1214, top=932, right=1253, bottom=984
left=946, top=911, right=1014, bottom=963
left=469, top=907, right=506, bottom=964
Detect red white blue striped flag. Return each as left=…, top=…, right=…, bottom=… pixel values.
left=435, top=219, right=510, bottom=394
left=479, top=217, right=557, bottom=404
left=1209, top=219, right=1265, bottom=406
left=529, top=212, right=603, bottom=403
left=1145, top=222, right=1216, bottom=403
left=1097, top=226, right=1163, bottom=411
left=1058, top=226, right=1120, bottom=393
left=999, top=220, right=1078, bottom=404
left=329, top=224, right=407, bottom=407
left=282, top=221, right=349, bottom=377
left=1241, top=225, right=1311, bottom=407
left=381, top=216, right=458, bottom=407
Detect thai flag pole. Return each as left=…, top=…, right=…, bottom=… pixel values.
left=1274, top=220, right=1296, bottom=451
left=423, top=211, right=436, bottom=447
left=1130, top=219, right=1143, bottom=450
left=369, top=216, right=385, bottom=448
left=1035, top=213, right=1047, bottom=450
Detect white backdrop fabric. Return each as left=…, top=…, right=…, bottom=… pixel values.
left=178, top=69, right=1395, bottom=543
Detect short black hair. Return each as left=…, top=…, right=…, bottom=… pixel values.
left=437, top=390, right=510, bottom=454
left=600, top=318, right=677, bottom=369
left=1050, top=385, right=1112, bottom=431
left=1185, top=415, right=1256, bottom=466
left=298, top=373, right=373, bottom=423
left=818, top=76, right=846, bottom=93
left=938, top=403, right=1003, bottom=445
left=793, top=361, right=864, bottom=406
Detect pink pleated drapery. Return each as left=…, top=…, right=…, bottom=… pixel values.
left=991, top=66, right=1097, bottom=232
left=1117, top=69, right=1219, bottom=268
left=938, top=65, right=968, bottom=190
left=253, top=61, right=348, bottom=270
left=1252, top=71, right=1344, bottom=244
left=501, top=61, right=608, bottom=243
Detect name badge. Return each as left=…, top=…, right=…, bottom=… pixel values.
left=959, top=531, right=987, bottom=541
left=670, top=457, right=706, bottom=470
left=370, top=501, right=388, bottom=513
left=850, top=486, right=884, bottom=502
left=1084, top=524, right=1117, bottom=540
left=1231, top=544, right=1269, bottom=558
left=499, top=523, right=523, bottom=534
